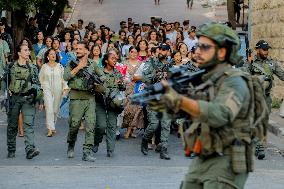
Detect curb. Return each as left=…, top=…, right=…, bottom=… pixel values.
left=268, top=119, right=284, bottom=137
left=66, top=0, right=79, bottom=26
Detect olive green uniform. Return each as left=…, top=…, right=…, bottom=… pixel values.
left=242, top=56, right=284, bottom=158
left=245, top=56, right=284, bottom=112
left=6, top=61, right=42, bottom=154
left=181, top=64, right=251, bottom=189
left=142, top=57, right=172, bottom=149
left=63, top=59, right=103, bottom=153
left=94, top=68, right=125, bottom=154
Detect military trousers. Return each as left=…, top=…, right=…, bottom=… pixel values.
left=67, top=98, right=96, bottom=152
left=7, top=95, right=36, bottom=153
left=180, top=155, right=248, bottom=189
left=143, top=107, right=171, bottom=148
left=94, top=101, right=118, bottom=153
left=265, top=95, right=272, bottom=114
left=255, top=94, right=271, bottom=150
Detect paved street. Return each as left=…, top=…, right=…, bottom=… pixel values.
left=0, top=108, right=284, bottom=189
left=1, top=1, right=284, bottom=189
left=69, top=0, right=227, bottom=30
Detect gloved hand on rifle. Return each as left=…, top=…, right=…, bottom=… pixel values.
left=149, top=80, right=182, bottom=113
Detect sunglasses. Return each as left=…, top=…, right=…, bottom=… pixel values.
left=196, top=43, right=216, bottom=52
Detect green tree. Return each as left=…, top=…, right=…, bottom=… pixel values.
left=0, top=0, right=68, bottom=45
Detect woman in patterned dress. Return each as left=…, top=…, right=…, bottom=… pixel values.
left=121, top=46, right=144, bottom=138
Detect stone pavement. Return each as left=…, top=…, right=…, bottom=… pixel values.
left=0, top=93, right=284, bottom=188
left=68, top=0, right=228, bottom=30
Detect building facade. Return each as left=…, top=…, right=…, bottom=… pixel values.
left=251, top=0, right=284, bottom=99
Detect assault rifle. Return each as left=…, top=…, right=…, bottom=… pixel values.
left=131, top=65, right=205, bottom=106
left=70, top=60, right=104, bottom=94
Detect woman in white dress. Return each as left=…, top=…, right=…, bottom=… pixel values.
left=39, top=49, right=68, bottom=137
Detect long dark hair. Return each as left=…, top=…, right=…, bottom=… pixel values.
left=126, top=35, right=134, bottom=45
left=14, top=44, right=27, bottom=60
left=147, top=29, right=158, bottom=41
left=19, top=38, right=33, bottom=52
left=89, top=44, right=102, bottom=59
left=128, top=46, right=138, bottom=54
left=102, top=52, right=113, bottom=68
left=44, top=48, right=60, bottom=64
left=136, top=39, right=148, bottom=52
left=158, top=29, right=166, bottom=43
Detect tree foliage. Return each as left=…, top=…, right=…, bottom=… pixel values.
left=0, top=0, right=43, bottom=11
left=0, top=0, right=68, bottom=13
left=1, top=0, right=68, bottom=45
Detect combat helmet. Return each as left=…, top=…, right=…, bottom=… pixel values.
left=109, top=90, right=125, bottom=112
left=196, top=22, right=241, bottom=65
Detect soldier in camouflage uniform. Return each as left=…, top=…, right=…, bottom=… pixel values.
left=243, top=40, right=284, bottom=160
left=141, top=43, right=172, bottom=160
left=92, top=52, right=125, bottom=157
left=63, top=42, right=103, bottom=162
left=246, top=40, right=284, bottom=111
left=150, top=23, right=254, bottom=188
left=6, top=44, right=43, bottom=159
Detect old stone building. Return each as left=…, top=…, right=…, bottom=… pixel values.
left=250, top=0, right=284, bottom=100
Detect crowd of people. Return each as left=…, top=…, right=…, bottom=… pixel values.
left=0, top=16, right=200, bottom=160
left=0, top=11, right=282, bottom=161
left=1, top=8, right=282, bottom=188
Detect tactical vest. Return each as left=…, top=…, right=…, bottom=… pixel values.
left=9, top=62, right=36, bottom=94
left=103, top=68, right=126, bottom=111
left=184, top=68, right=268, bottom=173
left=250, top=58, right=275, bottom=95
left=68, top=60, right=97, bottom=91
left=150, top=57, right=171, bottom=83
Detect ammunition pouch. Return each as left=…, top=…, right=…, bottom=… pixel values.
left=231, top=141, right=254, bottom=173
left=184, top=122, right=254, bottom=173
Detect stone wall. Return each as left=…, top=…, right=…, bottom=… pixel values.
left=251, top=0, right=284, bottom=99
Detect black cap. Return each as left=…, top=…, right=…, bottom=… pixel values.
left=154, top=17, right=162, bottom=22
left=159, top=43, right=171, bottom=51
left=189, top=26, right=196, bottom=33
left=255, top=40, right=271, bottom=49
left=183, top=20, right=190, bottom=26
left=0, top=21, right=3, bottom=26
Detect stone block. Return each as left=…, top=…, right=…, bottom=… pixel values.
left=270, top=38, right=280, bottom=49
left=264, top=10, right=274, bottom=23
left=270, top=49, right=280, bottom=60
left=271, top=23, right=282, bottom=37
left=279, top=7, right=284, bottom=21
left=264, top=24, right=269, bottom=37
left=281, top=25, right=284, bottom=37
left=279, top=49, right=284, bottom=62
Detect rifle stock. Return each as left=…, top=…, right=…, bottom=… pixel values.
left=70, top=61, right=103, bottom=85
left=131, top=65, right=205, bottom=106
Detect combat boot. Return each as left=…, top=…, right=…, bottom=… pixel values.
left=67, top=143, right=75, bottom=158
left=141, top=138, right=148, bottom=155
left=107, top=151, right=113, bottom=158
left=255, top=144, right=265, bottom=160
left=155, top=143, right=162, bottom=153
left=26, top=148, right=40, bottom=159
left=7, top=151, right=15, bottom=158
left=82, top=151, right=96, bottom=162
left=160, top=147, right=171, bottom=160
left=92, top=144, right=99, bottom=153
